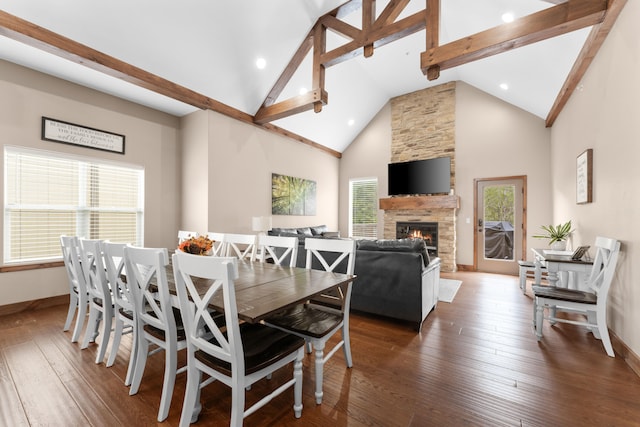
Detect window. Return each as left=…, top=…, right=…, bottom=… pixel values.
left=4, top=146, right=144, bottom=264
left=349, top=178, right=378, bottom=239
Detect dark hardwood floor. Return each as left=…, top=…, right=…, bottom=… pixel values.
left=2, top=271, right=640, bottom=426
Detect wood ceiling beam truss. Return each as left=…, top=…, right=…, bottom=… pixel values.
left=421, top=0, right=609, bottom=78
left=254, top=0, right=425, bottom=125
left=0, top=10, right=342, bottom=158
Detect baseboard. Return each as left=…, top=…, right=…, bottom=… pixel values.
left=456, top=264, right=475, bottom=272
left=611, top=330, right=640, bottom=378
left=0, top=294, right=68, bottom=317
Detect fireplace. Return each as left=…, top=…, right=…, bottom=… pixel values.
left=396, top=222, right=438, bottom=257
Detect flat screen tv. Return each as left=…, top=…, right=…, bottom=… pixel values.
left=388, top=157, right=451, bottom=196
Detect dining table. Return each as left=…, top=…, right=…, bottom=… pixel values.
left=164, top=256, right=356, bottom=323
left=531, top=248, right=593, bottom=290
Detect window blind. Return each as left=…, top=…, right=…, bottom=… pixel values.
left=350, top=178, right=378, bottom=239
left=4, top=146, right=144, bottom=264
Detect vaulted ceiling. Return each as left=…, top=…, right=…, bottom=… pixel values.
left=0, top=0, right=624, bottom=156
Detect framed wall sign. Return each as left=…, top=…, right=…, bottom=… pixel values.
left=41, top=117, right=125, bottom=154
left=576, top=148, right=593, bottom=204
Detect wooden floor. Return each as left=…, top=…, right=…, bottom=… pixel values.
left=2, top=271, right=640, bottom=426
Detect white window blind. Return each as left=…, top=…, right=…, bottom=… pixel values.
left=349, top=178, right=378, bottom=239
left=4, top=146, right=144, bottom=264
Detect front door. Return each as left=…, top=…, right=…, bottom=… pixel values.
left=475, top=176, right=526, bottom=275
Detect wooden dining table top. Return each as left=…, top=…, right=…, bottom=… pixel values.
left=165, top=258, right=356, bottom=324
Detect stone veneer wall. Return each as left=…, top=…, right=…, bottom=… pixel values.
left=386, top=82, right=457, bottom=271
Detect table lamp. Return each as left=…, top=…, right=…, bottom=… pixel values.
left=252, top=216, right=272, bottom=236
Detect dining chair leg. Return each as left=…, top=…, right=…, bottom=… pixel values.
left=230, top=376, right=246, bottom=427
left=71, top=301, right=88, bottom=343
left=293, top=348, right=304, bottom=418
left=129, top=337, right=149, bottom=395
left=106, top=317, right=124, bottom=367
left=157, top=344, right=178, bottom=422
left=95, top=313, right=112, bottom=364
left=124, top=328, right=137, bottom=387
left=81, top=307, right=100, bottom=349
left=64, top=293, right=78, bottom=332
left=313, top=340, right=325, bottom=404
left=535, top=303, right=544, bottom=341
left=342, top=324, right=353, bottom=368
left=179, top=366, right=202, bottom=427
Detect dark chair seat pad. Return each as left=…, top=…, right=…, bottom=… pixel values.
left=266, top=304, right=343, bottom=338
left=532, top=285, right=597, bottom=304
left=143, top=307, right=187, bottom=341
left=195, top=323, right=304, bottom=376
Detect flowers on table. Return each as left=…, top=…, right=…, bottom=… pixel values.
left=178, top=235, right=214, bottom=255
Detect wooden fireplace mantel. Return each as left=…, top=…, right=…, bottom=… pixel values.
left=379, top=195, right=460, bottom=210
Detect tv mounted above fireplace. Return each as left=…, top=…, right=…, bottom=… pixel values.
left=388, top=156, right=451, bottom=196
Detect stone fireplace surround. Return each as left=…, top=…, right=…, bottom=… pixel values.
left=384, top=82, right=458, bottom=272
left=380, top=195, right=458, bottom=272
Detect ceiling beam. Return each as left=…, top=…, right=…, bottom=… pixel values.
left=420, top=0, right=608, bottom=77
left=0, top=10, right=342, bottom=158
left=261, top=31, right=313, bottom=108
left=255, top=0, right=423, bottom=125
left=254, top=89, right=328, bottom=124
left=320, top=10, right=426, bottom=68
left=546, top=0, right=628, bottom=127
left=0, top=10, right=254, bottom=124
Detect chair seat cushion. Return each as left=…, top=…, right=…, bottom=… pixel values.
left=143, top=307, right=187, bottom=341
left=265, top=304, right=343, bottom=338
left=118, top=307, right=134, bottom=320
left=195, top=323, right=304, bottom=376
left=532, top=285, right=597, bottom=304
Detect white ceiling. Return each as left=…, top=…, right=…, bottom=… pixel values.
left=0, top=0, right=590, bottom=153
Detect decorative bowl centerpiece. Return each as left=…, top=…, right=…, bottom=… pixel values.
left=178, top=235, right=214, bottom=255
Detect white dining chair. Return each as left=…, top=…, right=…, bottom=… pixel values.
left=60, top=235, right=90, bottom=343
left=257, top=234, right=299, bottom=267
left=102, top=241, right=137, bottom=385
left=206, top=232, right=226, bottom=256
left=125, top=245, right=187, bottom=422
left=79, top=238, right=115, bottom=365
left=264, top=237, right=356, bottom=404
left=532, top=236, right=621, bottom=357
left=172, top=250, right=304, bottom=426
left=224, top=233, right=258, bottom=261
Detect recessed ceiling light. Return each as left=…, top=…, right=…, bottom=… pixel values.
left=299, top=87, right=308, bottom=95
left=500, top=83, right=509, bottom=91
left=347, top=119, right=355, bottom=126
left=256, top=57, right=266, bottom=69
left=501, top=12, right=514, bottom=23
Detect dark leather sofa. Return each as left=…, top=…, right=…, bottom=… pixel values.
left=269, top=226, right=441, bottom=331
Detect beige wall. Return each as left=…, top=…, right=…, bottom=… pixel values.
left=340, top=82, right=552, bottom=267
left=339, top=103, right=392, bottom=238
left=0, top=60, right=180, bottom=305
left=550, top=0, right=640, bottom=356
left=455, top=82, right=552, bottom=266
left=180, top=110, right=341, bottom=236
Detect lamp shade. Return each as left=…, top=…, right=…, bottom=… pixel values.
left=252, top=216, right=272, bottom=233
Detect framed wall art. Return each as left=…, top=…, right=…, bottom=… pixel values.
left=271, top=173, right=316, bottom=215
left=576, top=148, right=593, bottom=204
left=41, top=117, right=125, bottom=154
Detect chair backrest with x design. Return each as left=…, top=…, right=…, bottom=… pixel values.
left=258, top=234, right=299, bottom=267
left=206, top=232, right=226, bottom=256
left=60, top=235, right=89, bottom=342
left=224, top=233, right=258, bottom=261
left=172, top=250, right=304, bottom=425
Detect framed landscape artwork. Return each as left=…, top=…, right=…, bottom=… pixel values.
left=272, top=173, right=317, bottom=215
left=576, top=148, right=593, bottom=204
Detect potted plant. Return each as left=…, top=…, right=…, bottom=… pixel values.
left=533, top=220, right=574, bottom=250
